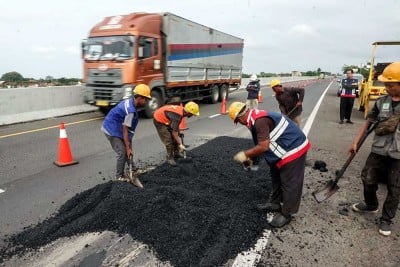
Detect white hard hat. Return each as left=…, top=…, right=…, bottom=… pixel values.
left=250, top=74, right=258, bottom=81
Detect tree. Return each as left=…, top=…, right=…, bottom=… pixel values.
left=1, top=71, right=24, bottom=82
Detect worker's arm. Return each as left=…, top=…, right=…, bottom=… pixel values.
left=122, top=125, right=133, bottom=158
left=293, top=87, right=305, bottom=106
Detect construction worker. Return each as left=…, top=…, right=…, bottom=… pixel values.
left=270, top=79, right=304, bottom=127
left=101, top=84, right=151, bottom=182
left=350, top=62, right=400, bottom=236
left=246, top=74, right=261, bottom=109
left=228, top=102, right=311, bottom=228
left=339, top=69, right=358, bottom=124
left=153, top=101, right=200, bottom=166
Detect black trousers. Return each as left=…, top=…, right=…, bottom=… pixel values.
left=339, top=97, right=355, bottom=121
left=269, top=153, right=307, bottom=216
left=361, top=152, right=400, bottom=222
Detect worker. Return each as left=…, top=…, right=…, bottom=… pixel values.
left=101, top=84, right=151, bottom=184
left=153, top=101, right=200, bottom=166
left=228, top=102, right=311, bottom=228
left=246, top=74, right=261, bottom=109
left=350, top=62, right=400, bottom=236
left=270, top=79, right=304, bottom=127
left=339, top=69, right=358, bottom=124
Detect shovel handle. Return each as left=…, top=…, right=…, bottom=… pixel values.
left=333, top=121, right=377, bottom=184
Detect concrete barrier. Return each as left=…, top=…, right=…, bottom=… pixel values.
left=0, top=76, right=318, bottom=126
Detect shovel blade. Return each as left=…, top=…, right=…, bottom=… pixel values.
left=312, top=180, right=340, bottom=203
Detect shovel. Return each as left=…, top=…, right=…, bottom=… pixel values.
left=312, top=121, right=377, bottom=203
left=128, top=157, right=144, bottom=188
left=178, top=133, right=193, bottom=164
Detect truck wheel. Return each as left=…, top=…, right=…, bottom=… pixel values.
left=209, top=85, right=219, bottom=104
left=144, top=91, right=163, bottom=118
left=99, top=107, right=110, bottom=115
left=218, top=84, right=229, bottom=101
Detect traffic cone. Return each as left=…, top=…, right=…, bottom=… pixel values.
left=258, top=91, right=263, bottom=103
left=54, top=123, right=79, bottom=167
left=220, top=96, right=227, bottom=114
left=179, top=103, right=189, bottom=130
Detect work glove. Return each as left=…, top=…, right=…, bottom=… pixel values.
left=233, top=151, right=249, bottom=163
left=178, top=144, right=186, bottom=152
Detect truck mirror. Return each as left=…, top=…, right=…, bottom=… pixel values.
left=81, top=39, right=87, bottom=59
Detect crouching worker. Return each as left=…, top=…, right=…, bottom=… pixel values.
left=228, top=102, right=311, bottom=228
left=101, top=84, right=151, bottom=182
left=153, top=101, right=200, bottom=166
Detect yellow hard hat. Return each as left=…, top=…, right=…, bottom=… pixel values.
left=378, top=62, right=400, bottom=82
left=270, top=79, right=281, bottom=88
left=228, top=102, right=246, bottom=122
left=133, top=84, right=151, bottom=99
left=184, top=101, right=200, bottom=116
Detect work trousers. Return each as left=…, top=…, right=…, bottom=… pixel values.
left=153, top=120, right=175, bottom=159
left=339, top=97, right=355, bottom=121
left=269, top=153, right=307, bottom=215
left=246, top=99, right=258, bottom=109
left=104, top=133, right=129, bottom=178
left=361, top=152, right=400, bottom=222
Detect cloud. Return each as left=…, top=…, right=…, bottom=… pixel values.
left=64, top=46, right=80, bottom=55
left=31, top=45, right=56, bottom=53
left=289, top=24, right=315, bottom=36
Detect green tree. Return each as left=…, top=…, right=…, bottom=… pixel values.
left=1, top=71, right=24, bottom=82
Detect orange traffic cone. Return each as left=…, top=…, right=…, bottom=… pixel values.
left=179, top=103, right=189, bottom=130
left=258, top=91, right=263, bottom=103
left=220, top=96, right=227, bottom=114
left=54, top=123, right=78, bottom=167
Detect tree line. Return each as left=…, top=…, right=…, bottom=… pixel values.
left=0, top=71, right=81, bottom=88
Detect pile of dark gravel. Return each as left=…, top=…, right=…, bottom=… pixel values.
left=0, top=136, right=272, bottom=266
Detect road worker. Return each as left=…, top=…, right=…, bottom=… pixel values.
left=153, top=101, right=200, bottom=166
left=101, top=84, right=151, bottom=184
left=246, top=74, right=261, bottom=109
left=350, top=62, right=400, bottom=236
left=339, top=69, right=358, bottom=124
left=228, top=102, right=311, bottom=228
left=270, top=79, right=304, bottom=126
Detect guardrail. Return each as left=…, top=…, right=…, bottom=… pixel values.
left=0, top=76, right=319, bottom=126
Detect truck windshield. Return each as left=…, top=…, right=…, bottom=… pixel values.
left=84, top=36, right=134, bottom=61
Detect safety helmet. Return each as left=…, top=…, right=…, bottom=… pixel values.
left=133, top=84, right=151, bottom=99
left=378, top=62, right=400, bottom=82
left=250, top=74, right=258, bottom=81
left=184, top=101, right=200, bottom=116
left=270, top=79, right=281, bottom=88
left=228, top=102, right=246, bottom=122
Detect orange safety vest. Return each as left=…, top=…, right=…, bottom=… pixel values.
left=153, top=105, right=184, bottom=125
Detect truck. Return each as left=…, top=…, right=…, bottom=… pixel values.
left=357, top=41, right=400, bottom=118
left=81, top=12, right=244, bottom=117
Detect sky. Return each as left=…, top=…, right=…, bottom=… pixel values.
left=1, top=0, right=400, bottom=79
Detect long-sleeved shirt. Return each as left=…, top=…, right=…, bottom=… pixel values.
left=275, top=87, right=305, bottom=117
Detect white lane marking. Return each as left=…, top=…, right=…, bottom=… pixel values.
left=232, top=213, right=274, bottom=266
left=209, top=114, right=222, bottom=119
left=0, top=189, right=5, bottom=194
left=302, top=80, right=334, bottom=137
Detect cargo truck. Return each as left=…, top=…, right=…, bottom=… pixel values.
left=81, top=12, right=244, bottom=117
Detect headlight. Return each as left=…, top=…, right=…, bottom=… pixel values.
left=122, top=86, right=133, bottom=99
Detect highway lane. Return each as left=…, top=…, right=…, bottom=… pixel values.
left=0, top=80, right=331, bottom=265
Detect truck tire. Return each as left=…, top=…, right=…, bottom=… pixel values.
left=144, top=90, right=163, bottom=118
left=218, top=84, right=229, bottom=102
left=209, top=85, right=219, bottom=104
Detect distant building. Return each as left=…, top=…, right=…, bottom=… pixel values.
left=291, top=71, right=302, bottom=77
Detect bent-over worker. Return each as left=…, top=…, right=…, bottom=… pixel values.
left=153, top=101, right=200, bottom=166
left=270, top=79, right=304, bottom=126
left=101, top=84, right=151, bottom=183
left=229, top=102, right=311, bottom=228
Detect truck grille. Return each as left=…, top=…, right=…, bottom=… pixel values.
left=87, top=68, right=123, bottom=86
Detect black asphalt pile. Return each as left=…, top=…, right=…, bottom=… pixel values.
left=0, top=136, right=271, bottom=267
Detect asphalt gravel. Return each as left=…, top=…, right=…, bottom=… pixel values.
left=0, top=136, right=272, bottom=267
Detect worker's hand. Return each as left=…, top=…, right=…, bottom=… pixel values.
left=296, top=101, right=302, bottom=107
left=349, top=143, right=358, bottom=154
left=126, top=147, right=133, bottom=158
left=233, top=151, right=248, bottom=163
left=178, top=144, right=186, bottom=152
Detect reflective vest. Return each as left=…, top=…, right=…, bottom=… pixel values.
left=102, top=98, right=138, bottom=140
left=246, top=109, right=311, bottom=168
left=371, top=95, right=400, bottom=159
left=340, top=78, right=357, bottom=98
left=153, top=105, right=184, bottom=125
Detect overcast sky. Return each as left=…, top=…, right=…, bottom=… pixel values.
left=1, top=0, right=400, bottom=79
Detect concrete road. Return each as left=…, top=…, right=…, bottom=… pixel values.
left=2, top=79, right=397, bottom=266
